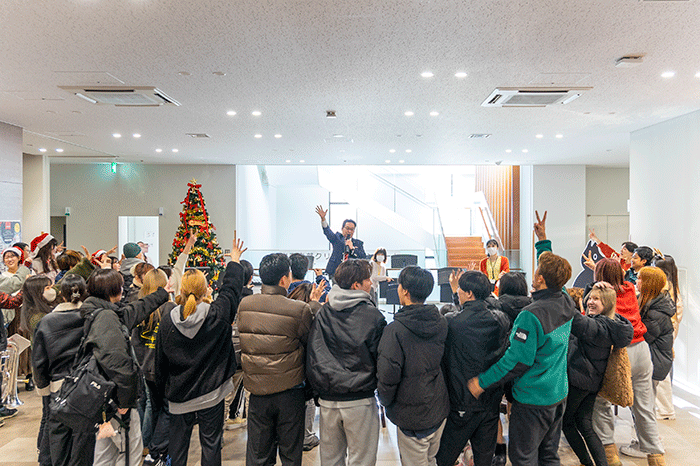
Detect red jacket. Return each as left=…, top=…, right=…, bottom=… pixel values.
left=598, top=242, right=631, bottom=271
left=616, top=282, right=646, bottom=344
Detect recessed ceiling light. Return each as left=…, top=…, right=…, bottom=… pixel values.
left=155, top=148, right=162, bottom=153
left=212, top=71, right=226, bottom=76
left=46, top=110, right=56, bottom=114
left=389, top=149, right=396, bottom=153
left=333, top=134, right=344, bottom=138
left=172, top=148, right=179, bottom=153
left=112, top=133, right=121, bottom=138
left=455, top=72, right=467, bottom=78
left=178, top=71, right=191, bottom=76
left=133, top=133, right=141, bottom=138
left=385, top=159, right=391, bottom=163
left=252, top=111, right=261, bottom=116
left=227, top=110, right=236, bottom=116
left=695, top=72, right=700, bottom=78
left=661, top=71, right=675, bottom=78
left=405, top=149, right=412, bottom=153
left=399, top=160, right=405, bottom=164
left=299, top=159, right=305, bottom=163
left=556, top=134, right=563, bottom=138
left=274, top=134, right=282, bottom=138
left=421, top=71, right=434, bottom=78
left=536, top=134, right=544, bottom=139
left=505, top=149, right=512, bottom=153
left=286, top=159, right=291, bottom=163
left=71, top=110, right=81, bottom=114
left=39, top=148, right=47, bottom=152
left=429, top=111, right=439, bottom=117
left=522, top=149, right=528, bottom=153
left=404, top=111, right=414, bottom=117
left=55, top=148, right=64, bottom=153
left=254, top=134, right=262, bottom=138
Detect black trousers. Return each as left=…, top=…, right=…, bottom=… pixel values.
left=145, top=379, right=171, bottom=458
left=246, top=387, right=305, bottom=466
left=562, top=386, right=606, bottom=466
left=509, top=399, right=566, bottom=466
left=169, top=400, right=225, bottom=466
left=435, top=408, right=499, bottom=466
left=48, top=414, right=96, bottom=466
left=38, top=395, right=52, bottom=466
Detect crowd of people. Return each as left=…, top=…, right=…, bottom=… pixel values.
left=0, top=207, right=683, bottom=466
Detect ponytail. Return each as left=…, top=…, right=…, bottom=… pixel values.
left=177, top=269, right=207, bottom=320
left=183, top=293, right=198, bottom=319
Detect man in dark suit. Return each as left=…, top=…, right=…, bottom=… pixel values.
left=315, top=205, right=367, bottom=279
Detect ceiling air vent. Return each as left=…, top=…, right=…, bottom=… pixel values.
left=482, top=87, right=591, bottom=108
left=469, top=134, right=492, bottom=139
left=58, top=86, right=181, bottom=106
left=187, top=133, right=210, bottom=138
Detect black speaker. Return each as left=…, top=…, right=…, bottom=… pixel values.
left=390, top=254, right=418, bottom=269
left=437, top=267, right=456, bottom=285
left=380, top=281, right=400, bottom=305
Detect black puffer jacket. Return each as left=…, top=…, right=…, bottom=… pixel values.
left=31, top=303, right=84, bottom=395
left=81, top=287, right=169, bottom=408
left=306, top=286, right=386, bottom=401
left=641, top=292, right=675, bottom=381
left=442, top=299, right=510, bottom=412
left=377, top=304, right=449, bottom=431
left=498, top=294, right=533, bottom=325
left=568, top=312, right=634, bottom=392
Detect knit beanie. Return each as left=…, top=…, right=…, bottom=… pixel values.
left=123, top=242, right=142, bottom=259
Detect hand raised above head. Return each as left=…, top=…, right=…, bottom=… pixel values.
left=228, top=230, right=247, bottom=263
left=534, top=210, right=547, bottom=241
left=315, top=205, right=328, bottom=221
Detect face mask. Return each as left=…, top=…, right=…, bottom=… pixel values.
left=486, top=247, right=498, bottom=256
left=376, top=255, right=385, bottom=262
left=43, top=288, right=57, bottom=302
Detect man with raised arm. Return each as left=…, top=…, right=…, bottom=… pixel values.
left=315, top=205, right=367, bottom=279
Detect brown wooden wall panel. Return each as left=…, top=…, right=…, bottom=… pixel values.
left=475, top=165, right=520, bottom=251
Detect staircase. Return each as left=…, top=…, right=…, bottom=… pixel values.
left=445, top=237, right=485, bottom=269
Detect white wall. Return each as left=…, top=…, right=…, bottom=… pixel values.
left=50, top=163, right=236, bottom=265
left=630, top=110, right=700, bottom=391
left=532, top=165, right=587, bottom=287
left=586, top=167, right=630, bottom=247
left=23, top=153, right=50, bottom=240
left=0, top=122, right=23, bottom=226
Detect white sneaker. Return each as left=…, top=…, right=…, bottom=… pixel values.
left=620, top=440, right=648, bottom=458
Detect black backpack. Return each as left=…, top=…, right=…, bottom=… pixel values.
left=49, top=310, right=116, bottom=432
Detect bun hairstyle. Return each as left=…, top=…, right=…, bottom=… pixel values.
left=176, top=269, right=207, bottom=319
left=60, top=273, right=87, bottom=304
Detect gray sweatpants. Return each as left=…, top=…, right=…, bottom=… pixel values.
left=397, top=419, right=446, bottom=466
left=319, top=399, right=379, bottom=466
left=592, top=340, right=664, bottom=455
left=94, top=409, right=143, bottom=466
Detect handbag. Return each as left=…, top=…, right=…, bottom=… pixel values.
left=598, top=346, right=634, bottom=407
left=50, top=310, right=115, bottom=431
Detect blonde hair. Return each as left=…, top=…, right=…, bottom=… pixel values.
left=139, top=269, right=168, bottom=299
left=176, top=269, right=207, bottom=319
left=638, top=266, right=667, bottom=315
left=585, top=284, right=617, bottom=319
left=139, top=269, right=169, bottom=331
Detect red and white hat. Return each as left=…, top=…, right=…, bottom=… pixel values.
left=30, top=233, right=55, bottom=253
left=91, top=250, right=107, bottom=265
left=2, top=246, right=25, bottom=263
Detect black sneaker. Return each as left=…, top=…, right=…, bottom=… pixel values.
left=0, top=406, right=18, bottom=419
left=303, top=435, right=320, bottom=451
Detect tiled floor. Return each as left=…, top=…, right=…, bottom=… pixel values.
left=3, top=384, right=700, bottom=465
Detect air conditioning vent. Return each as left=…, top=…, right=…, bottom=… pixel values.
left=58, top=86, right=181, bottom=106
left=481, top=87, right=591, bottom=107
left=187, top=133, right=210, bottom=138
left=469, top=134, right=492, bottom=139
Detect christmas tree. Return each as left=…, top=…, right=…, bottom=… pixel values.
left=169, top=179, right=225, bottom=281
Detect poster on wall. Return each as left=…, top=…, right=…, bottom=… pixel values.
left=1, top=221, right=22, bottom=249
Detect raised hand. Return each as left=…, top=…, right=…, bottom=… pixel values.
left=449, top=269, right=463, bottom=293
left=311, top=280, right=326, bottom=302
left=106, top=245, right=118, bottom=256
left=315, top=205, right=328, bottom=222
left=588, top=228, right=600, bottom=244
left=534, top=210, right=547, bottom=241
left=81, top=245, right=90, bottom=258
left=582, top=251, right=596, bottom=270
left=229, top=230, right=247, bottom=263
left=183, top=230, right=197, bottom=254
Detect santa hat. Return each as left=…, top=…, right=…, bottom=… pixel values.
left=91, top=250, right=107, bottom=266
left=31, top=233, right=55, bottom=253
left=2, top=246, right=25, bottom=263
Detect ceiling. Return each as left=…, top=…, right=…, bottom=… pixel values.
left=2, top=0, right=700, bottom=166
